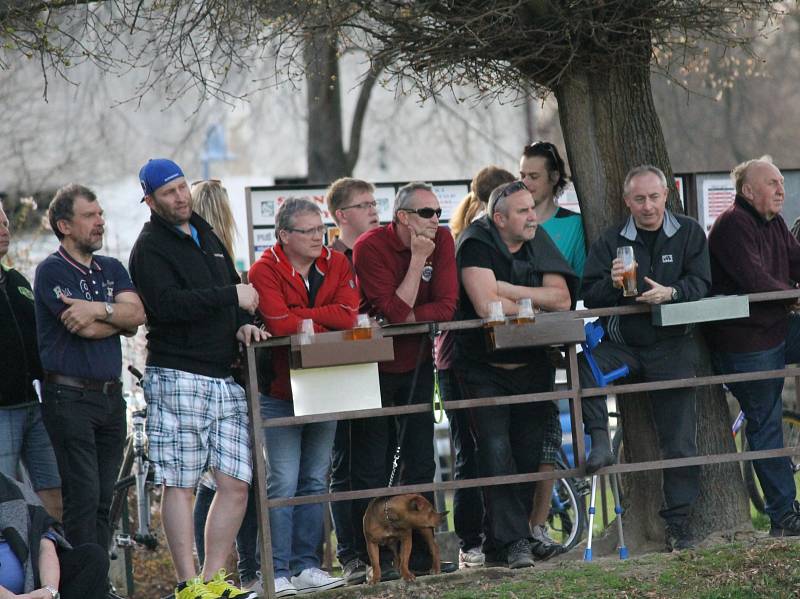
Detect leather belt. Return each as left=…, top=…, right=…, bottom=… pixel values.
left=44, top=372, right=121, bottom=395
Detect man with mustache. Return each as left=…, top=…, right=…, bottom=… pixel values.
left=454, top=180, right=576, bottom=569
left=33, top=185, right=145, bottom=557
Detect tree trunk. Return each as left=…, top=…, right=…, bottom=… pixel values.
left=552, top=55, right=750, bottom=548
left=305, top=28, right=348, bottom=183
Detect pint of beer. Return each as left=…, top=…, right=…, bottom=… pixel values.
left=349, top=313, right=373, bottom=340
left=617, top=246, right=638, bottom=297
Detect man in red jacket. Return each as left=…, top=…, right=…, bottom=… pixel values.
left=248, top=197, right=358, bottom=597
left=350, top=182, right=458, bottom=579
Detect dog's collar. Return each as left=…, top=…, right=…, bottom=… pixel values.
left=383, top=497, right=399, bottom=524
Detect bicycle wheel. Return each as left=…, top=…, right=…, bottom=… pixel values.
left=742, top=410, right=800, bottom=515
left=109, top=437, right=136, bottom=543
left=548, top=469, right=587, bottom=551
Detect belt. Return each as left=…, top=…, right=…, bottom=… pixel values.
left=44, top=372, right=121, bottom=395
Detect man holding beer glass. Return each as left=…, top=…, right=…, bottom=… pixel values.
left=579, top=165, right=711, bottom=551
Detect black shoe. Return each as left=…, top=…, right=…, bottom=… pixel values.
left=342, top=558, right=367, bottom=585
left=586, top=429, right=615, bottom=474
left=483, top=545, right=506, bottom=567
left=665, top=520, right=695, bottom=551
left=410, top=560, right=457, bottom=576
left=365, top=564, right=400, bottom=582
left=529, top=524, right=563, bottom=561
left=770, top=500, right=800, bottom=537
left=506, top=539, right=535, bottom=569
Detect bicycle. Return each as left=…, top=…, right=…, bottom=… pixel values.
left=547, top=448, right=590, bottom=551
left=611, top=409, right=800, bottom=514
left=109, top=366, right=159, bottom=594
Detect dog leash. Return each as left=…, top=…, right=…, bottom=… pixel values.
left=388, top=323, right=438, bottom=488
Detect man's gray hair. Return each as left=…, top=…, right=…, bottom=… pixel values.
left=275, top=197, right=322, bottom=234
left=623, top=165, right=668, bottom=196
left=731, top=155, right=774, bottom=195
left=393, top=181, right=433, bottom=221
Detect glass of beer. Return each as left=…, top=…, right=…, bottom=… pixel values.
left=617, top=246, right=638, bottom=297
left=298, top=318, right=315, bottom=344
left=350, top=314, right=372, bottom=340
left=484, top=300, right=505, bottom=348
left=512, top=298, right=535, bottom=324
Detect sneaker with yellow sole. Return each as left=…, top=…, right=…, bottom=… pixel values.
left=205, top=569, right=259, bottom=599
left=175, top=577, right=218, bottom=599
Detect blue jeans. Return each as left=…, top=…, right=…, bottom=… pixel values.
left=712, top=314, right=800, bottom=523
left=0, top=402, right=61, bottom=490
left=260, top=395, right=336, bottom=579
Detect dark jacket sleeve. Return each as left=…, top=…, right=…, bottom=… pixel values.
left=673, top=218, right=711, bottom=302
left=580, top=230, right=623, bottom=308
left=130, top=239, right=239, bottom=323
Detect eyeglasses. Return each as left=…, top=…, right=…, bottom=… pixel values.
left=339, top=200, right=378, bottom=211
left=491, top=180, right=529, bottom=215
left=523, top=141, right=559, bottom=167
left=288, top=225, right=326, bottom=236
left=191, top=179, right=222, bottom=187
left=399, top=207, right=442, bottom=219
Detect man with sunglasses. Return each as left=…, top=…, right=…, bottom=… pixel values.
left=455, top=180, right=577, bottom=569
left=323, top=178, right=381, bottom=584
left=350, top=182, right=458, bottom=579
left=129, top=159, right=266, bottom=599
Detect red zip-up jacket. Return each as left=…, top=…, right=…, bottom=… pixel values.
left=248, top=244, right=360, bottom=401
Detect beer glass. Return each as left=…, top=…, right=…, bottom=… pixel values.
left=617, top=246, right=638, bottom=297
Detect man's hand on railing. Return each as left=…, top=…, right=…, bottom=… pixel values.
left=636, top=277, right=675, bottom=305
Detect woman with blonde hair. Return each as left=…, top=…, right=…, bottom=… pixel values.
left=449, top=166, right=515, bottom=240
left=191, top=180, right=237, bottom=258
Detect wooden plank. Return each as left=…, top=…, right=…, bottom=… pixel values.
left=490, top=318, right=586, bottom=350
left=291, top=336, right=394, bottom=368
left=652, top=295, right=749, bottom=326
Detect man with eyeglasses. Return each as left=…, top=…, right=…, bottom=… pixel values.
left=248, top=197, right=355, bottom=597
left=455, top=180, right=576, bottom=569
left=350, top=182, right=458, bottom=580
left=519, top=142, right=587, bottom=558
left=129, top=159, right=266, bottom=599
left=323, top=177, right=381, bottom=584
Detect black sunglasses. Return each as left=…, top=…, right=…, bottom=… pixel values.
left=524, top=141, right=559, bottom=166
left=399, top=207, right=442, bottom=219
left=491, top=180, right=529, bottom=215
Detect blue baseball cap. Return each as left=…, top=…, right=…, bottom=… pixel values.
left=139, top=158, right=185, bottom=201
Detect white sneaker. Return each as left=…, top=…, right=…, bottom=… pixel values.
left=290, top=568, right=346, bottom=594
left=458, top=546, right=486, bottom=569
left=242, top=571, right=264, bottom=597
left=274, top=577, right=297, bottom=598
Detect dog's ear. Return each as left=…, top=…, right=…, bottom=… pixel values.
left=408, top=496, right=421, bottom=511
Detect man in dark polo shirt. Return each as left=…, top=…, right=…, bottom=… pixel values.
left=455, top=180, right=575, bottom=569
left=351, top=181, right=458, bottom=578
left=34, top=184, right=145, bottom=551
left=708, top=157, right=800, bottom=537
left=324, top=177, right=380, bottom=584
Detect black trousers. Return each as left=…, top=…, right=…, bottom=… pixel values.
left=441, top=369, right=484, bottom=551
left=460, top=361, right=552, bottom=549
left=42, top=382, right=126, bottom=548
left=350, top=365, right=436, bottom=563
left=59, top=543, right=110, bottom=599
left=578, top=334, right=700, bottom=522
left=329, top=418, right=357, bottom=565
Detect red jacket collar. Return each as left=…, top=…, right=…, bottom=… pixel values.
left=264, top=243, right=332, bottom=277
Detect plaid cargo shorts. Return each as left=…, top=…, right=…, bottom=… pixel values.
left=541, top=401, right=562, bottom=465
left=143, top=366, right=252, bottom=488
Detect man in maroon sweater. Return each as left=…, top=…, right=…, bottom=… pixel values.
left=350, top=182, right=458, bottom=579
left=707, top=157, right=800, bottom=537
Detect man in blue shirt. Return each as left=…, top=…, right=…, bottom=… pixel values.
left=34, top=184, right=145, bottom=553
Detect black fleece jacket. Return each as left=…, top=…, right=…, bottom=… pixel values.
left=0, top=265, right=43, bottom=406
left=129, top=211, right=250, bottom=378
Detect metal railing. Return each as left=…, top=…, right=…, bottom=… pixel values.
left=244, top=289, right=800, bottom=598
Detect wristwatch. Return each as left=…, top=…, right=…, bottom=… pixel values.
left=43, top=585, right=60, bottom=599
left=103, top=302, right=115, bottom=321
left=670, top=287, right=679, bottom=302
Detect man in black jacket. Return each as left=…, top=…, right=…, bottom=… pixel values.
left=579, top=165, right=711, bottom=550
left=129, top=159, right=265, bottom=599
left=0, top=205, right=61, bottom=519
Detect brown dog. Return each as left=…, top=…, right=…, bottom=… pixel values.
left=363, top=493, right=447, bottom=583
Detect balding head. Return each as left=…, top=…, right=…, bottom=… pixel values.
left=731, top=158, right=785, bottom=221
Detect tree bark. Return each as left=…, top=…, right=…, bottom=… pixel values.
left=552, top=55, right=750, bottom=548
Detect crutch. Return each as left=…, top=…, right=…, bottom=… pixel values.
left=582, top=321, right=629, bottom=561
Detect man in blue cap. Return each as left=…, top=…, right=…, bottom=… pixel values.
left=129, top=159, right=266, bottom=599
